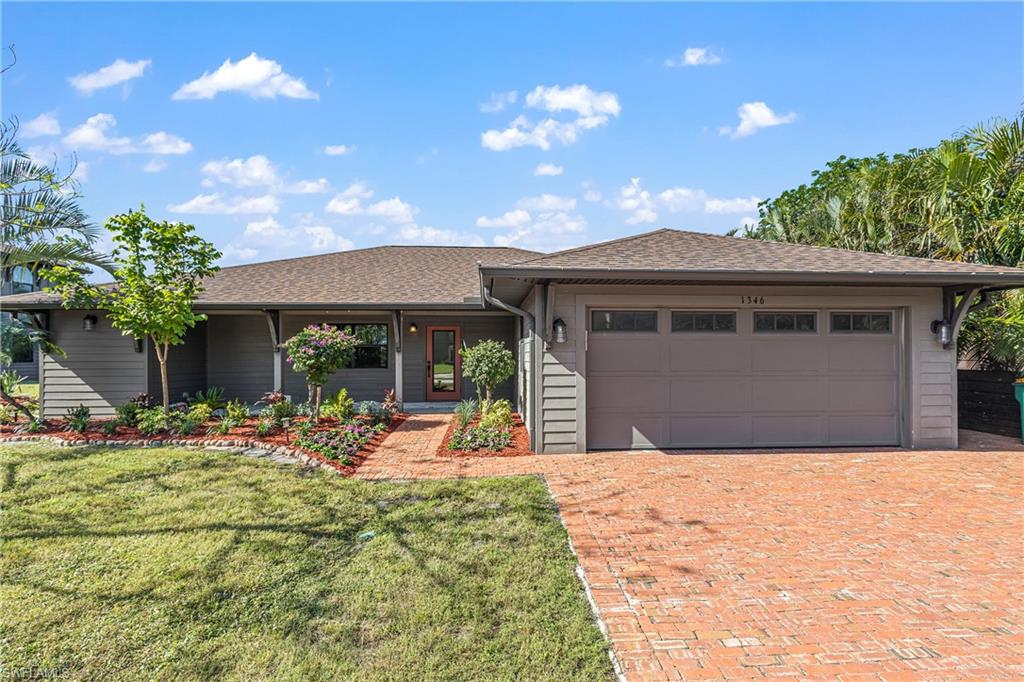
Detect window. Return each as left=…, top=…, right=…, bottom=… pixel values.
left=754, top=312, right=817, bottom=333
left=672, top=311, right=736, bottom=333
left=333, top=323, right=389, bottom=368
left=1, top=313, right=34, bottom=363
left=591, top=310, right=658, bottom=332
left=10, top=266, right=34, bottom=295
left=831, top=312, right=892, bottom=334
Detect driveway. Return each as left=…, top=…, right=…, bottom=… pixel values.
left=357, top=416, right=1024, bottom=680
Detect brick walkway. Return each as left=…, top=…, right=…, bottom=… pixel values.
left=357, top=415, right=1024, bottom=680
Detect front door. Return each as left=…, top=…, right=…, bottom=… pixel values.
left=426, top=326, right=461, bottom=400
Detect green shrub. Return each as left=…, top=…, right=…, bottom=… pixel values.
left=173, top=416, right=198, bottom=436
left=136, top=408, right=169, bottom=436
left=0, top=370, right=25, bottom=396
left=459, top=340, right=516, bottom=409
left=100, top=421, right=119, bottom=436
left=186, top=403, right=213, bottom=424
left=191, top=387, right=226, bottom=411
left=114, top=401, right=141, bottom=427
left=321, top=388, right=354, bottom=421
left=207, top=418, right=237, bottom=436
left=0, top=404, right=16, bottom=426
left=271, top=400, right=298, bottom=421
left=297, top=419, right=313, bottom=439
left=479, top=399, right=513, bottom=430
left=256, top=418, right=273, bottom=437
left=356, top=400, right=373, bottom=417
left=455, top=399, right=478, bottom=429
left=448, top=425, right=512, bottom=451
left=225, top=399, right=250, bottom=423
left=64, top=404, right=91, bottom=433
left=21, top=419, right=44, bottom=433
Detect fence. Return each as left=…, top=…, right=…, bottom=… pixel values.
left=957, top=370, right=1021, bottom=438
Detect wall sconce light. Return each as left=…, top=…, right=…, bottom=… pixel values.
left=82, top=314, right=98, bottom=332
left=552, top=318, right=567, bottom=344
left=408, top=322, right=418, bottom=333
left=133, top=338, right=144, bottom=353
left=931, top=319, right=953, bottom=346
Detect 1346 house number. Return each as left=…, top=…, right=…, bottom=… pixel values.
left=740, top=295, right=765, bottom=304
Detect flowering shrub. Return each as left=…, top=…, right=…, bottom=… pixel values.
left=448, top=425, right=512, bottom=451
left=295, top=422, right=375, bottom=464
left=282, top=324, right=358, bottom=419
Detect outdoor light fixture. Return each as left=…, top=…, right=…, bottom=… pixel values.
left=82, top=314, right=98, bottom=332
left=552, top=318, right=567, bottom=344
left=931, top=319, right=953, bottom=346
left=133, top=338, right=144, bottom=353
left=408, top=322, right=418, bottom=333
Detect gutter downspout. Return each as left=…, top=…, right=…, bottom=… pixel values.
left=482, top=284, right=538, bottom=450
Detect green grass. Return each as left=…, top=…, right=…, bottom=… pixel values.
left=11, top=381, right=38, bottom=400
left=1, top=445, right=612, bottom=681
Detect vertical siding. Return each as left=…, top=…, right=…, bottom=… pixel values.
left=147, top=321, right=207, bottom=401
left=281, top=314, right=396, bottom=403
left=402, top=314, right=517, bottom=403
left=205, top=314, right=274, bottom=403
left=40, top=310, right=147, bottom=418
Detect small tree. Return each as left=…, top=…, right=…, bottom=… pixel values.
left=281, top=323, right=357, bottom=420
left=44, top=207, right=221, bottom=410
left=459, top=339, right=516, bottom=410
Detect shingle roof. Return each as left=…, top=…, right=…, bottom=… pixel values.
left=0, top=245, right=539, bottom=309
left=492, top=228, right=1024, bottom=280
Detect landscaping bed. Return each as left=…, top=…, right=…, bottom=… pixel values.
left=438, top=411, right=533, bottom=458
left=0, top=443, right=613, bottom=681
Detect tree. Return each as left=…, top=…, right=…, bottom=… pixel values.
left=459, top=339, right=515, bottom=410
left=281, top=324, right=358, bottom=421
left=0, top=118, right=113, bottom=420
left=44, top=207, right=221, bottom=410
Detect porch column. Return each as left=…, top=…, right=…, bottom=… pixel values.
left=392, top=310, right=403, bottom=403
left=263, top=310, right=282, bottom=392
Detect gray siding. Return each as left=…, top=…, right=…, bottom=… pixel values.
left=402, top=314, right=517, bottom=403
left=205, top=315, right=273, bottom=403
left=148, top=322, right=207, bottom=401
left=281, top=314, right=396, bottom=403
left=40, top=310, right=147, bottom=418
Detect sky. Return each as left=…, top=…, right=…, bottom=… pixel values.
left=3, top=2, right=1022, bottom=265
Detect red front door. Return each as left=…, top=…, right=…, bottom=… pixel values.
left=426, top=326, right=462, bottom=401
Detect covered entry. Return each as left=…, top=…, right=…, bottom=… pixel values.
left=585, top=307, right=901, bottom=449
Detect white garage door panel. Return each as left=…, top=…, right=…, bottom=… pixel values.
left=586, top=308, right=900, bottom=449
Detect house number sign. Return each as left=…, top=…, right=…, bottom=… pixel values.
left=740, top=295, right=765, bottom=304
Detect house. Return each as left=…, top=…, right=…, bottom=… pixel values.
left=3, top=228, right=1023, bottom=453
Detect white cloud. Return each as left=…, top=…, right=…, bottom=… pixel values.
left=615, top=178, right=657, bottom=224
left=657, top=187, right=708, bottom=212
left=365, top=197, right=417, bottom=224
left=476, top=209, right=531, bottom=229
left=287, top=178, right=331, bottom=194
left=581, top=180, right=602, bottom=202
left=704, top=195, right=762, bottom=214
left=69, top=58, right=151, bottom=94
left=168, top=192, right=279, bottom=215
left=534, top=162, right=564, bottom=177
left=665, top=47, right=722, bottom=68
left=22, top=113, right=60, bottom=138
left=517, top=194, right=576, bottom=211
left=63, top=113, right=192, bottom=155
left=222, top=244, right=259, bottom=262
left=493, top=211, right=587, bottom=251
left=243, top=216, right=286, bottom=240
left=323, top=144, right=352, bottom=156
left=172, top=53, right=318, bottom=100
left=482, top=84, right=620, bottom=152
left=72, top=161, right=89, bottom=182
left=525, top=84, right=621, bottom=118
left=739, top=216, right=758, bottom=229
left=201, top=155, right=278, bottom=188
left=480, top=90, right=518, bottom=113
left=142, top=159, right=167, bottom=173
left=325, top=196, right=363, bottom=215
left=398, top=224, right=484, bottom=247
left=304, top=225, right=354, bottom=251
left=719, top=101, right=797, bottom=139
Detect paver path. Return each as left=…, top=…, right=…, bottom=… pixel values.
left=357, top=415, right=1024, bottom=680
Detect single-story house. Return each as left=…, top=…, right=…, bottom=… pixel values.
left=3, top=228, right=1023, bottom=453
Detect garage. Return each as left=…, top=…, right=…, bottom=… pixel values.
left=585, top=307, right=901, bottom=449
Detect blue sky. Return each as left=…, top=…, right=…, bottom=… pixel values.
left=4, top=2, right=1021, bottom=264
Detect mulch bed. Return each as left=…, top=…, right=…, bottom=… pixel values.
left=0, top=413, right=409, bottom=477
left=437, top=414, right=533, bottom=458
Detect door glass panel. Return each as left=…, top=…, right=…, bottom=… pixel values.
left=431, top=330, right=456, bottom=392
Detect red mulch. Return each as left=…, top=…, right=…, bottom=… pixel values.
left=0, top=413, right=409, bottom=477
left=436, top=413, right=533, bottom=458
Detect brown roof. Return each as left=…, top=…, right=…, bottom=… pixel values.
left=486, top=229, right=1024, bottom=283
left=1, top=245, right=539, bottom=309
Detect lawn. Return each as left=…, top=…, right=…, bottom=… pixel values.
left=0, top=444, right=612, bottom=681
left=12, top=381, right=38, bottom=400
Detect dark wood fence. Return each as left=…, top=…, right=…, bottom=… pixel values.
left=957, top=370, right=1022, bottom=438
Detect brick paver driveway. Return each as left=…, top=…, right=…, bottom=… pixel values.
left=357, top=416, right=1024, bottom=680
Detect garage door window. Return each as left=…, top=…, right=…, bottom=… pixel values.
left=591, top=310, right=658, bottom=332
left=754, top=312, right=817, bottom=333
left=831, top=312, right=892, bottom=334
left=671, top=311, right=736, bottom=332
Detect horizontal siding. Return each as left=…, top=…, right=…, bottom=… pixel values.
left=41, top=310, right=146, bottom=418
left=540, top=286, right=578, bottom=452
left=148, top=322, right=207, bottom=401
left=206, top=315, right=273, bottom=403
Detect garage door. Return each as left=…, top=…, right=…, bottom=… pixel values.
left=585, top=308, right=900, bottom=449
